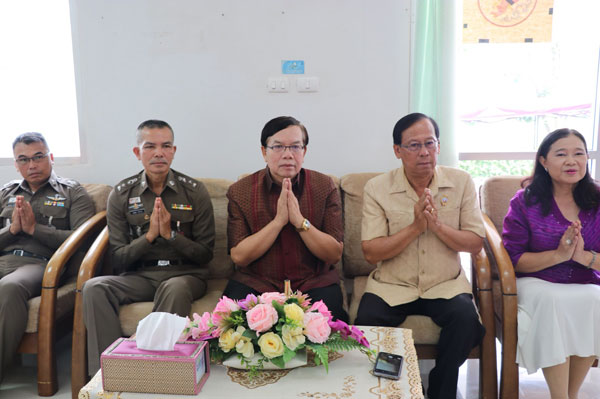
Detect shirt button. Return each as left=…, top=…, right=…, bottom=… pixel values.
left=421, top=249, right=425, bottom=254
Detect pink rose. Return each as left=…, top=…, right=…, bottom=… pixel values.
left=309, top=300, right=332, bottom=321
left=191, top=312, right=213, bottom=340
left=303, top=311, right=331, bottom=344
left=246, top=303, right=279, bottom=333
left=212, top=296, right=240, bottom=328
left=259, top=292, right=287, bottom=305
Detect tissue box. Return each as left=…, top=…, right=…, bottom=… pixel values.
left=101, top=338, right=209, bottom=395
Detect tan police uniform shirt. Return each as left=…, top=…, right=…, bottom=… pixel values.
left=107, top=169, right=215, bottom=276
left=361, top=165, right=485, bottom=306
left=0, top=171, right=95, bottom=262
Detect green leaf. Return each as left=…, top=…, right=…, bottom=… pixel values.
left=242, top=328, right=257, bottom=341
left=270, top=356, right=285, bottom=369
left=282, top=347, right=296, bottom=363
left=306, top=344, right=329, bottom=373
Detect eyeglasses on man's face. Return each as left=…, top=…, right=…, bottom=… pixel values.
left=266, top=145, right=305, bottom=154
left=400, top=139, right=438, bottom=152
left=15, top=152, right=50, bottom=166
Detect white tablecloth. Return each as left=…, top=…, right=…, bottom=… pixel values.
left=79, top=326, right=423, bottom=399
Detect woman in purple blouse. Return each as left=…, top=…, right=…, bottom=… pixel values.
left=503, top=128, right=600, bottom=399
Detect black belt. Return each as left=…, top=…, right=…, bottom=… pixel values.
left=1, top=249, right=49, bottom=262
left=137, top=259, right=184, bottom=268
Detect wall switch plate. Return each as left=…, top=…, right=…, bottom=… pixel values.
left=296, top=77, right=319, bottom=92
left=267, top=77, right=289, bottom=92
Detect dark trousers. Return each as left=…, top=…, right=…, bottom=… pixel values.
left=223, top=279, right=349, bottom=323
left=355, top=293, right=484, bottom=399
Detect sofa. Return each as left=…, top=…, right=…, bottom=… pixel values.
left=70, top=174, right=497, bottom=399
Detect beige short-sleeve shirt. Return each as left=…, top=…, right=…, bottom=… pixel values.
left=361, top=166, right=485, bottom=306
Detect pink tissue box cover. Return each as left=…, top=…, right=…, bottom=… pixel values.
left=101, top=337, right=209, bottom=395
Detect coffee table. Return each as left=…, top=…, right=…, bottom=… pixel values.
left=79, top=326, right=424, bottom=399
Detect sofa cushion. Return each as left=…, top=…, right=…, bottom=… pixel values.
left=340, top=173, right=382, bottom=278
left=349, top=276, right=441, bottom=345
left=196, top=178, right=235, bottom=280
left=25, top=277, right=76, bottom=333
left=82, top=183, right=112, bottom=213
left=479, top=176, right=523, bottom=233
left=119, top=278, right=229, bottom=336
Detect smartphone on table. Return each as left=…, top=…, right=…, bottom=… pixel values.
left=373, top=351, right=403, bottom=380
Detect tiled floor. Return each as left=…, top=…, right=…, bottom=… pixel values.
left=1, top=334, right=599, bottom=398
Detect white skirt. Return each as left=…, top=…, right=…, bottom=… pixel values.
left=516, top=277, right=600, bottom=374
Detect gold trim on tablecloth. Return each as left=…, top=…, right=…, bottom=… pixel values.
left=367, top=327, right=424, bottom=399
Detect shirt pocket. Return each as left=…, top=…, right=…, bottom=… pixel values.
left=385, top=209, right=413, bottom=235
left=40, top=204, right=69, bottom=229
left=126, top=213, right=150, bottom=238
left=0, top=207, right=13, bottom=228
left=437, top=207, right=460, bottom=229
left=170, top=210, right=194, bottom=238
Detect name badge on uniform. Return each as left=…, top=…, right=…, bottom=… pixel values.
left=129, top=197, right=142, bottom=204
left=171, top=204, right=193, bottom=211
left=8, top=197, right=17, bottom=205
left=128, top=202, right=145, bottom=215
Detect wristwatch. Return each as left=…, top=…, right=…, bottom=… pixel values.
left=296, top=218, right=311, bottom=232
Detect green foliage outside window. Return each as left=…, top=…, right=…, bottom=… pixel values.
left=459, top=160, right=534, bottom=180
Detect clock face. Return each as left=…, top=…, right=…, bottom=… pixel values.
left=478, top=0, right=538, bottom=27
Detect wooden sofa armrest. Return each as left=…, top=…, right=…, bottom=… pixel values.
left=71, top=225, right=110, bottom=399
left=482, top=213, right=519, bottom=398
left=36, top=211, right=107, bottom=396
left=482, top=213, right=517, bottom=295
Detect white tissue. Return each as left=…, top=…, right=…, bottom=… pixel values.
left=135, top=312, right=188, bottom=351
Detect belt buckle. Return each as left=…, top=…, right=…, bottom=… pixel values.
left=14, top=249, right=25, bottom=257
left=157, top=260, right=170, bottom=267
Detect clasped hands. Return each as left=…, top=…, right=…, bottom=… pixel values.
left=557, top=221, right=590, bottom=266
left=145, top=197, right=173, bottom=242
left=274, top=178, right=304, bottom=230
left=9, top=195, right=36, bottom=236
left=413, top=188, right=441, bottom=234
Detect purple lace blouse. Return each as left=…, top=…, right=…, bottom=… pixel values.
left=502, top=189, right=600, bottom=284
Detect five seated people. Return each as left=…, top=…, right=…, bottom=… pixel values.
left=2, top=116, right=598, bottom=398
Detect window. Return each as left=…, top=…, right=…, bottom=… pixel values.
left=458, top=0, right=600, bottom=179
left=0, top=1, right=80, bottom=159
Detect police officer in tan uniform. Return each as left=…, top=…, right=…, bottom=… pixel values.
left=0, top=132, right=94, bottom=382
left=83, top=120, right=215, bottom=375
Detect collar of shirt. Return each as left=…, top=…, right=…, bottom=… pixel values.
left=263, top=167, right=304, bottom=196
left=388, top=166, right=456, bottom=201
left=139, top=169, right=179, bottom=195
left=18, top=170, right=58, bottom=194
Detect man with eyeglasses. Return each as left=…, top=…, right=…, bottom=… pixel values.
left=355, top=113, right=485, bottom=399
left=82, top=119, right=215, bottom=376
left=0, top=132, right=94, bottom=382
left=223, top=116, right=348, bottom=322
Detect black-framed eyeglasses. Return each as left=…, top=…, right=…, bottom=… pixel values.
left=266, top=145, right=305, bottom=153
left=400, top=139, right=438, bottom=152
left=15, top=152, right=50, bottom=165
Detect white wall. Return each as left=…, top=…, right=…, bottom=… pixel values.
left=0, top=0, right=411, bottom=185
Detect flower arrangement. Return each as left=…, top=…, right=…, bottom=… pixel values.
left=180, top=286, right=374, bottom=375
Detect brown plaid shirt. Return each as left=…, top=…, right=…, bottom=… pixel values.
left=227, top=168, right=343, bottom=293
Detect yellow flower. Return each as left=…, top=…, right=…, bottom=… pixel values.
left=235, top=336, right=255, bottom=358
left=257, top=332, right=285, bottom=359
left=219, top=326, right=244, bottom=352
left=282, top=325, right=305, bottom=350
left=284, top=303, right=305, bottom=324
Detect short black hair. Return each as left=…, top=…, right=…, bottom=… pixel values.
left=136, top=120, right=174, bottom=144
left=392, top=113, right=439, bottom=145
left=12, top=132, right=49, bottom=151
left=260, top=116, right=309, bottom=147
